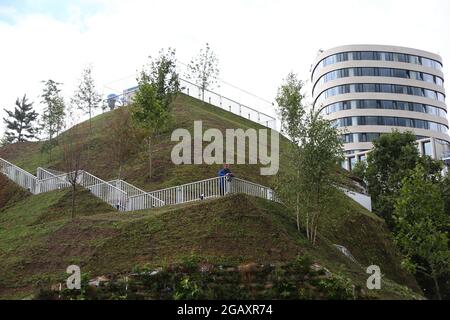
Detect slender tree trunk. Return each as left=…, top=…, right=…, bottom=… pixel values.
left=432, top=273, right=442, bottom=300
left=49, top=133, right=53, bottom=162
left=313, top=224, right=318, bottom=246
left=89, top=107, right=92, bottom=132
left=296, top=193, right=300, bottom=232
left=118, top=163, right=123, bottom=180
left=71, top=184, right=76, bottom=220
left=148, top=136, right=152, bottom=179
left=305, top=213, right=309, bottom=240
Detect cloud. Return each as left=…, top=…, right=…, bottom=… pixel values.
left=0, top=0, right=449, bottom=135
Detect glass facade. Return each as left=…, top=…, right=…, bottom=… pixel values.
left=422, top=141, right=433, bottom=156
left=314, top=67, right=444, bottom=93
left=313, top=50, right=443, bottom=79
left=321, top=100, right=447, bottom=118
left=333, top=116, right=448, bottom=133
left=341, top=132, right=428, bottom=144
left=316, top=83, right=446, bottom=103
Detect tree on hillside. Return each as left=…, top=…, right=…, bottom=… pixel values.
left=298, top=111, right=344, bottom=245
left=186, top=43, right=219, bottom=101
left=108, top=107, right=141, bottom=179
left=71, top=65, right=102, bottom=132
left=146, top=47, right=180, bottom=107
left=275, top=72, right=306, bottom=231
left=393, top=165, right=450, bottom=300
left=2, top=94, right=38, bottom=143
left=365, top=131, right=442, bottom=228
left=40, top=80, right=66, bottom=160
left=132, top=49, right=179, bottom=179
left=275, top=73, right=344, bottom=245
left=61, top=124, right=88, bottom=220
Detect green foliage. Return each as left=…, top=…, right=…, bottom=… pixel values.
left=440, top=174, right=450, bottom=217
left=393, top=165, right=450, bottom=299
left=315, top=273, right=355, bottom=300
left=290, top=254, right=313, bottom=274
left=0, top=94, right=422, bottom=300
left=132, top=81, right=171, bottom=134
left=351, top=160, right=367, bottom=181
left=275, top=73, right=343, bottom=244
left=299, top=112, right=344, bottom=244
left=71, top=66, right=101, bottom=130
left=146, top=47, right=180, bottom=107
left=3, top=94, right=39, bottom=143
left=131, top=49, right=180, bottom=178
left=173, top=276, right=203, bottom=300
left=275, top=73, right=306, bottom=232
left=366, top=131, right=442, bottom=228
left=186, top=43, right=219, bottom=100
left=40, top=80, right=66, bottom=139
left=275, top=72, right=305, bottom=144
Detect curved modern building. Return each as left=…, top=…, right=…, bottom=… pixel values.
left=311, top=44, right=450, bottom=170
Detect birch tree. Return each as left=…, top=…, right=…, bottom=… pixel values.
left=276, top=72, right=343, bottom=245
left=275, top=72, right=306, bottom=232
left=186, top=43, right=219, bottom=101
left=40, top=80, right=66, bottom=160
left=71, top=66, right=101, bottom=132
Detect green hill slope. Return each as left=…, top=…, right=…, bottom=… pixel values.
left=0, top=94, right=290, bottom=191
left=0, top=177, right=420, bottom=299
left=0, top=94, right=419, bottom=299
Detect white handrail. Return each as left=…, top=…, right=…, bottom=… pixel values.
left=0, top=156, right=280, bottom=212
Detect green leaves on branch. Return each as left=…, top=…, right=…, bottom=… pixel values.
left=186, top=43, right=219, bottom=100
left=275, top=72, right=344, bottom=245
left=3, top=94, right=39, bottom=143
left=131, top=48, right=180, bottom=179
left=393, top=165, right=450, bottom=299
left=365, top=131, right=442, bottom=228
left=71, top=66, right=101, bottom=131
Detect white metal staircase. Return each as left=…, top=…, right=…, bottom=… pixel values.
left=0, top=157, right=278, bottom=212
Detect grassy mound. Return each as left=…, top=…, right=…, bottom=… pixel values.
left=0, top=94, right=419, bottom=299
left=0, top=182, right=419, bottom=299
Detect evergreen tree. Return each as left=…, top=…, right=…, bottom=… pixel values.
left=3, top=94, right=38, bottom=143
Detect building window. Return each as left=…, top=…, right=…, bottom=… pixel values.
left=422, top=141, right=433, bottom=156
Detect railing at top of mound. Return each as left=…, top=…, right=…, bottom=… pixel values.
left=107, top=78, right=277, bottom=130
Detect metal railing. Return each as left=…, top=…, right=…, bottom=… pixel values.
left=110, top=78, right=277, bottom=130
left=127, top=176, right=279, bottom=211
left=0, top=158, right=38, bottom=194
left=37, top=172, right=71, bottom=193
left=230, top=177, right=278, bottom=202
left=78, top=171, right=129, bottom=211
left=110, top=179, right=165, bottom=211
left=36, top=167, right=64, bottom=181
left=179, top=79, right=277, bottom=130
left=0, top=157, right=279, bottom=213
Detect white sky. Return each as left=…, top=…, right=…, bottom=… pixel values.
left=1, top=0, right=450, bottom=134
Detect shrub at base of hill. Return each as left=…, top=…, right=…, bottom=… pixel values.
left=36, top=255, right=364, bottom=300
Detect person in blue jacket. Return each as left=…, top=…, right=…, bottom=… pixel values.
left=218, top=164, right=234, bottom=195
